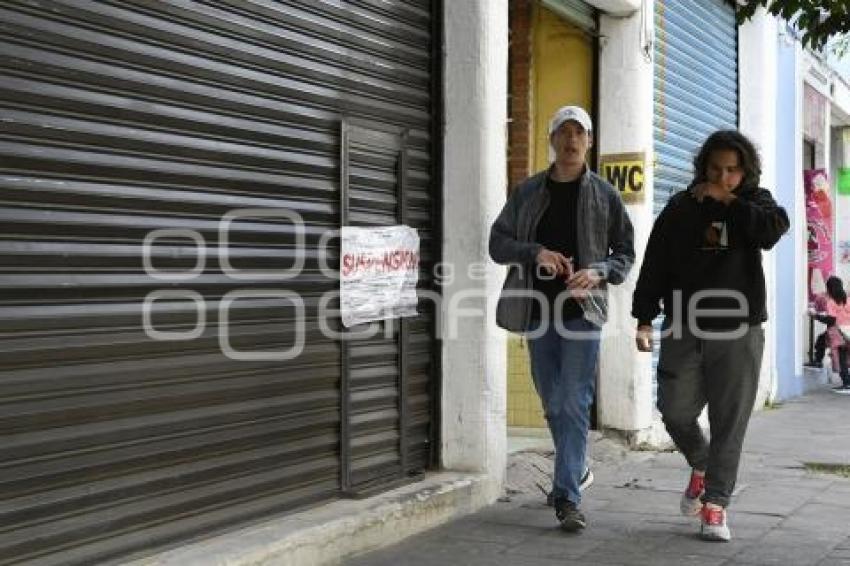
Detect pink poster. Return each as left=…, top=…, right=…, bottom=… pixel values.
left=805, top=169, right=833, bottom=304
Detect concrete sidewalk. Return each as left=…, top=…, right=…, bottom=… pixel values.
left=346, top=388, right=850, bottom=566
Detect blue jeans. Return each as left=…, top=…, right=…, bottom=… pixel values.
left=527, top=318, right=600, bottom=504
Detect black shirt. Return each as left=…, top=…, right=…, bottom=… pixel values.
left=683, top=197, right=756, bottom=330
left=632, top=187, right=790, bottom=331
left=532, top=177, right=583, bottom=321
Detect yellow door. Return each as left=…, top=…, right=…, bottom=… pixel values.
left=508, top=4, right=595, bottom=430
left=533, top=6, right=594, bottom=171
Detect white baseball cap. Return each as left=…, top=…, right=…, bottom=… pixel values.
left=548, top=105, right=593, bottom=135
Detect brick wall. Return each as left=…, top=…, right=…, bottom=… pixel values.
left=508, top=0, right=533, bottom=192
left=506, top=1, right=546, bottom=430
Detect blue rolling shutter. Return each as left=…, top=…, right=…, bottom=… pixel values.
left=654, top=0, right=738, bottom=215
left=652, top=0, right=738, bottom=391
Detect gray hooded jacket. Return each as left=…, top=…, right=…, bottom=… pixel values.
left=489, top=167, right=636, bottom=332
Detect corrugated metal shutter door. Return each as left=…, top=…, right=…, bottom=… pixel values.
left=652, top=0, right=738, bottom=387
left=340, top=120, right=435, bottom=492
left=654, top=0, right=738, bottom=215
left=0, top=1, right=439, bottom=564
left=540, top=0, right=596, bottom=33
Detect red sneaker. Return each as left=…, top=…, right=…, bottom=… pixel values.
left=700, top=504, right=731, bottom=542
left=680, top=470, right=705, bottom=516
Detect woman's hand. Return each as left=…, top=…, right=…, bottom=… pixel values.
left=567, top=269, right=602, bottom=298
left=692, top=182, right=736, bottom=205
left=636, top=325, right=653, bottom=352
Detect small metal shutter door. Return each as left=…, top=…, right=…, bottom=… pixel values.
left=339, top=121, right=434, bottom=493
left=654, top=0, right=738, bottom=215
left=0, top=1, right=440, bottom=564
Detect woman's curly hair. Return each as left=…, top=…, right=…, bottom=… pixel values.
left=693, top=130, right=762, bottom=190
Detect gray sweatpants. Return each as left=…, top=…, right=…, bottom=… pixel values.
left=656, top=324, right=764, bottom=508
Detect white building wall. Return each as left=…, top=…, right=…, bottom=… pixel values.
left=833, top=128, right=850, bottom=284
left=829, top=79, right=850, bottom=287
left=738, top=9, right=780, bottom=406
left=833, top=78, right=850, bottom=115
left=772, top=27, right=808, bottom=400
left=802, top=53, right=841, bottom=381
left=441, top=0, right=824, bottom=464
left=441, top=0, right=508, bottom=502
left=585, top=0, right=640, bottom=14
left=595, top=6, right=792, bottom=435
left=794, top=40, right=808, bottom=382
left=596, top=6, right=655, bottom=436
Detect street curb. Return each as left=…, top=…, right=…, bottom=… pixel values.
left=121, top=472, right=497, bottom=566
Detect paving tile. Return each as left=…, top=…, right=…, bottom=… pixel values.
left=436, top=518, right=539, bottom=545
left=592, top=487, right=682, bottom=514
left=810, top=484, right=850, bottom=506
left=778, top=503, right=850, bottom=536
left=585, top=545, right=726, bottom=566
left=729, top=534, right=834, bottom=566
left=345, top=537, right=508, bottom=566
left=724, top=511, right=785, bottom=530
left=345, top=391, right=850, bottom=566
left=732, top=486, right=823, bottom=516
left=835, top=536, right=850, bottom=551
left=657, top=530, right=764, bottom=557
left=504, top=530, right=607, bottom=560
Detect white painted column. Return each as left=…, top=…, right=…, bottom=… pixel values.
left=596, top=6, right=655, bottom=436
left=824, top=99, right=833, bottom=178
left=833, top=128, right=850, bottom=283
left=441, top=0, right=508, bottom=499
left=793, top=42, right=808, bottom=384
left=830, top=82, right=850, bottom=284
left=739, top=9, right=780, bottom=406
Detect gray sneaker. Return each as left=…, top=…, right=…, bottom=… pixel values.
left=700, top=505, right=731, bottom=542
left=554, top=498, right=586, bottom=532
left=831, top=385, right=850, bottom=395
left=546, top=467, right=594, bottom=506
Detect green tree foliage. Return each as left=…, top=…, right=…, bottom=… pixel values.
left=737, top=1, right=850, bottom=53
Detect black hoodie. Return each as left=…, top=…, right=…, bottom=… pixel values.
left=632, top=185, right=790, bottom=331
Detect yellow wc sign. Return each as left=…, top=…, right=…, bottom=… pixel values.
left=600, top=152, right=645, bottom=204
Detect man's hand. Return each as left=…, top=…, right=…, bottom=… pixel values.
left=567, top=268, right=602, bottom=298
left=635, top=325, right=653, bottom=352
left=536, top=248, right=572, bottom=278
left=692, top=182, right=736, bottom=205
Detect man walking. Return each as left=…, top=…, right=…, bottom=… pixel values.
left=632, top=130, right=789, bottom=541
left=489, top=106, right=635, bottom=532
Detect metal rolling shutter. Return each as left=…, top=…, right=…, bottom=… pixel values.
left=340, top=120, right=436, bottom=492
left=0, top=1, right=440, bottom=564
left=654, top=0, right=738, bottom=215
left=540, top=0, right=596, bottom=33
left=652, top=0, right=738, bottom=387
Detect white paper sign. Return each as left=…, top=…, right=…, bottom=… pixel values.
left=340, top=225, right=420, bottom=327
